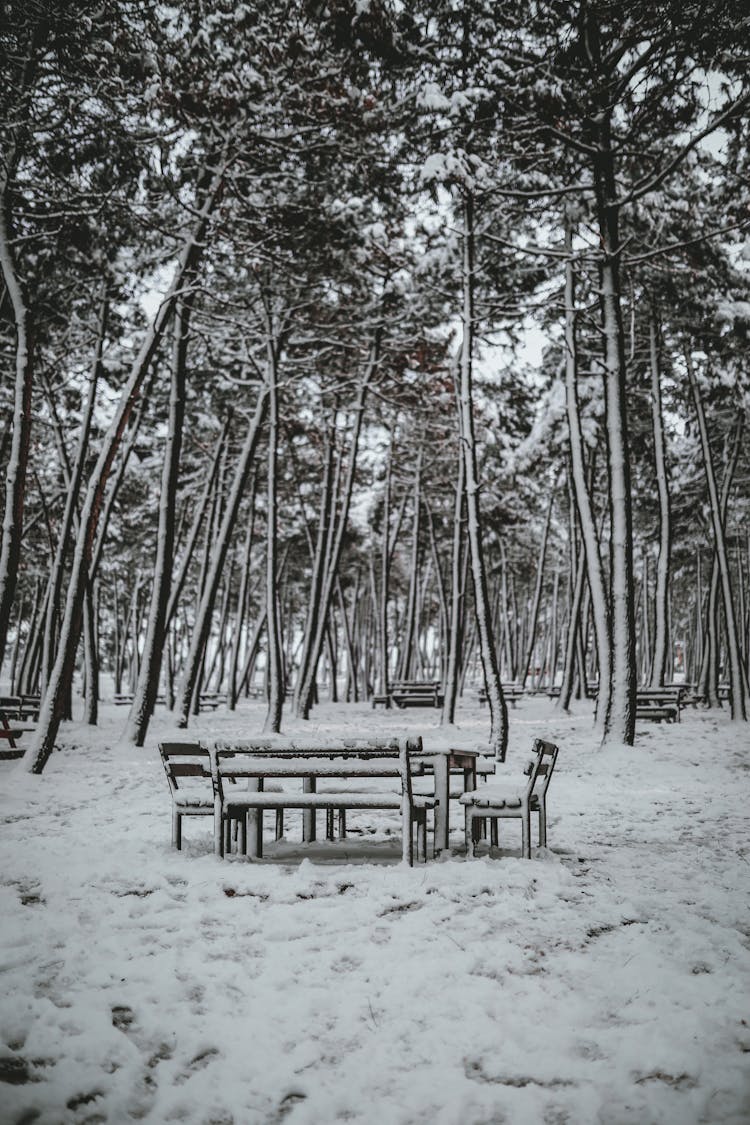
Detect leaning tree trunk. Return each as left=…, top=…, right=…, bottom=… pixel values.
left=24, top=162, right=226, bottom=773
left=686, top=356, right=746, bottom=720
left=40, top=289, right=107, bottom=695
left=126, top=290, right=191, bottom=745
left=458, top=193, right=507, bottom=759
left=648, top=308, right=672, bottom=688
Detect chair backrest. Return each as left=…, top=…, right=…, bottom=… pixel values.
left=523, top=738, right=559, bottom=800
left=159, top=742, right=210, bottom=797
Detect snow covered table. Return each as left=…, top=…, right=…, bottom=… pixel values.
left=208, top=737, right=438, bottom=865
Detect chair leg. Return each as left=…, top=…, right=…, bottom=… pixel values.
left=214, top=805, right=224, bottom=858
left=538, top=803, right=547, bottom=847
left=521, top=809, right=530, bottom=858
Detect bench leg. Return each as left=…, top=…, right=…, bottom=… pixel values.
left=490, top=819, right=498, bottom=847
left=338, top=810, right=346, bottom=839
left=239, top=814, right=248, bottom=856
left=172, top=809, right=182, bottom=850
left=275, top=810, right=284, bottom=840
left=303, top=778, right=316, bottom=842
left=326, top=809, right=334, bottom=841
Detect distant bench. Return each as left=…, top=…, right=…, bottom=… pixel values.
left=372, top=681, right=443, bottom=709
left=113, top=692, right=226, bottom=711
left=478, top=683, right=524, bottom=708
left=207, top=737, right=436, bottom=865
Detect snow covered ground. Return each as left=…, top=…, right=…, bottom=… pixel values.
left=1, top=695, right=749, bottom=1125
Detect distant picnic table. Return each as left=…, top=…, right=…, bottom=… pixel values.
left=371, top=681, right=444, bottom=709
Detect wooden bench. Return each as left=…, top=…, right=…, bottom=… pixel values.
left=208, top=737, right=437, bottom=865
left=478, top=683, right=524, bottom=708
left=387, top=681, right=444, bottom=709
left=636, top=687, right=684, bottom=723
left=0, top=694, right=40, bottom=721
left=0, top=708, right=36, bottom=759
left=461, top=738, right=559, bottom=858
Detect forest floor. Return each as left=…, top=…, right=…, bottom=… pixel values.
left=0, top=693, right=749, bottom=1125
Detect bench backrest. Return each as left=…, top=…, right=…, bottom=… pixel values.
left=523, top=738, right=559, bottom=801
left=159, top=742, right=211, bottom=798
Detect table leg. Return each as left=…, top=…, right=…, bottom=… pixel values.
left=432, top=756, right=449, bottom=853
left=303, top=777, right=316, bottom=842
left=246, top=778, right=261, bottom=859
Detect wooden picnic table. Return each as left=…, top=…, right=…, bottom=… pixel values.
left=206, top=738, right=479, bottom=860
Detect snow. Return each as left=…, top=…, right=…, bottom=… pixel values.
left=1, top=697, right=749, bottom=1124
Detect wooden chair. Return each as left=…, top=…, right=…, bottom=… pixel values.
left=460, top=738, right=559, bottom=858
left=159, top=742, right=245, bottom=852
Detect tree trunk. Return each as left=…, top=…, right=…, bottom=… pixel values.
left=593, top=124, right=636, bottom=746
left=563, top=222, right=611, bottom=726
left=458, top=194, right=507, bottom=759
left=126, top=289, right=191, bottom=745
left=648, top=309, right=671, bottom=688
left=0, top=185, right=34, bottom=671
left=263, top=312, right=283, bottom=733
left=686, top=358, right=746, bottom=720
left=520, top=492, right=553, bottom=688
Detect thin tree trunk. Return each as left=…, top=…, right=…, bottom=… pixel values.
left=458, top=194, right=507, bottom=759
left=263, top=310, right=283, bottom=733
left=686, top=358, right=746, bottom=720
left=649, top=309, right=671, bottom=688
left=520, top=492, right=554, bottom=688
left=126, top=288, right=191, bottom=745
left=563, top=222, right=611, bottom=727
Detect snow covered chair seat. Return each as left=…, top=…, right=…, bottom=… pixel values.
left=460, top=738, right=559, bottom=858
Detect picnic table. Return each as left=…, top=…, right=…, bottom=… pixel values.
left=478, top=683, right=524, bottom=708
left=372, top=681, right=444, bottom=709
left=205, top=737, right=479, bottom=861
